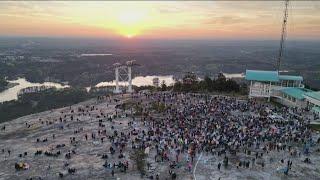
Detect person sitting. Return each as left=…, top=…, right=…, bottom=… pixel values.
left=15, top=162, right=29, bottom=170
left=35, top=150, right=42, bottom=156
left=102, top=154, right=108, bottom=159
left=65, top=152, right=71, bottom=159
left=170, top=161, right=177, bottom=169
left=110, top=147, right=115, bottom=154
left=284, top=166, right=289, bottom=175
left=15, top=163, right=21, bottom=170
left=118, top=153, right=124, bottom=159
left=103, top=160, right=108, bottom=168
left=303, top=158, right=311, bottom=163
left=58, top=172, right=64, bottom=178
left=171, top=172, right=177, bottom=179
left=68, top=168, right=76, bottom=174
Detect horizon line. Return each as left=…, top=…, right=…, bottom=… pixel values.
left=1, top=35, right=320, bottom=42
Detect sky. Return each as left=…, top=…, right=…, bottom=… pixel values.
left=0, top=1, right=320, bottom=40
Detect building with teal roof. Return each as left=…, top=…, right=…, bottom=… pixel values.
left=279, top=75, right=303, bottom=81
left=245, top=70, right=303, bottom=99
left=303, top=91, right=320, bottom=115
left=280, top=88, right=312, bottom=100
left=245, top=70, right=279, bottom=82
left=278, top=88, right=313, bottom=108
left=245, top=69, right=319, bottom=114
left=304, top=91, right=320, bottom=101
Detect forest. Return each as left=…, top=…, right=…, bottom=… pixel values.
left=0, top=76, right=8, bottom=92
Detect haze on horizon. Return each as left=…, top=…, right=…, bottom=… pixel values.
left=0, top=1, right=320, bottom=40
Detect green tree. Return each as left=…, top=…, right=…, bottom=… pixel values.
left=225, top=79, right=240, bottom=92
left=0, top=76, right=9, bottom=92
left=215, top=73, right=227, bottom=92
left=172, top=72, right=240, bottom=93
left=173, top=81, right=182, bottom=92
left=160, top=80, right=167, bottom=91
left=203, top=75, right=213, bottom=92
left=130, top=149, right=147, bottom=176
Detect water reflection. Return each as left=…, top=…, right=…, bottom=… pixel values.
left=95, top=75, right=175, bottom=87
left=0, top=78, right=69, bottom=103
left=80, top=54, right=113, bottom=57
left=0, top=73, right=243, bottom=103
left=223, top=73, right=244, bottom=79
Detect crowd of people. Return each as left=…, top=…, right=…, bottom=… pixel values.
left=0, top=92, right=319, bottom=179
left=129, top=92, right=318, bottom=178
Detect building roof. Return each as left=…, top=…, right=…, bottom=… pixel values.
left=280, top=88, right=313, bottom=100
left=279, top=75, right=303, bottom=81
left=245, top=70, right=279, bottom=82
left=304, top=91, right=320, bottom=101
left=245, top=70, right=303, bottom=82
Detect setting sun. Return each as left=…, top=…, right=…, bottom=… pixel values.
left=115, top=9, right=148, bottom=38
left=117, top=28, right=139, bottom=38
left=0, top=1, right=320, bottom=39
left=126, top=34, right=133, bottom=38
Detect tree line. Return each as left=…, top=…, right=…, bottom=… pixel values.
left=133, top=72, right=247, bottom=95
left=172, top=72, right=244, bottom=93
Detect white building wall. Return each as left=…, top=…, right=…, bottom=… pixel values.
left=249, top=81, right=271, bottom=98
left=304, top=96, right=320, bottom=115
left=304, top=96, right=320, bottom=107
left=248, top=80, right=309, bottom=109
left=273, top=96, right=307, bottom=108
left=249, top=81, right=287, bottom=98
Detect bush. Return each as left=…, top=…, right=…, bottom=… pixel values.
left=173, top=73, right=241, bottom=93
left=0, top=77, right=8, bottom=92
left=130, top=149, right=147, bottom=175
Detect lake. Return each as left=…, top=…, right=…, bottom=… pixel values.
left=95, top=75, right=175, bottom=87
left=0, top=78, right=69, bottom=103
left=80, top=53, right=113, bottom=57
left=0, top=76, right=175, bottom=103
left=0, top=73, right=243, bottom=102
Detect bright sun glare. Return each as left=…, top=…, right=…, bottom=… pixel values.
left=116, top=10, right=147, bottom=38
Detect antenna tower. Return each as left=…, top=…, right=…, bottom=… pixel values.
left=277, top=0, right=289, bottom=72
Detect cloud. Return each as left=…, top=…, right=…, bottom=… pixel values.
left=157, top=6, right=183, bottom=14
left=0, top=1, right=319, bottom=39
left=204, top=15, right=249, bottom=25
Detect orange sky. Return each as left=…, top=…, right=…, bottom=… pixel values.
left=0, top=1, right=320, bottom=39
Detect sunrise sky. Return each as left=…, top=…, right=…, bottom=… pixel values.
left=1, top=1, right=319, bottom=40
